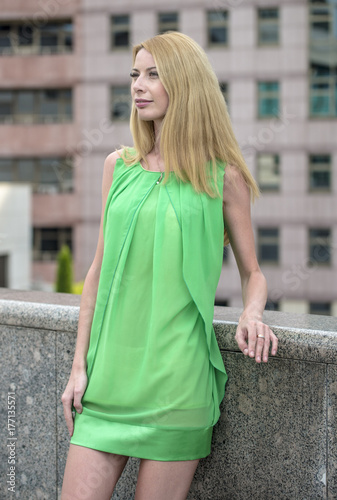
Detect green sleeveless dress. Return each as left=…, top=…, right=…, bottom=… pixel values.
left=70, top=155, right=228, bottom=461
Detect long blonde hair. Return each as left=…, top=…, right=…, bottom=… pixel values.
left=122, top=31, right=259, bottom=203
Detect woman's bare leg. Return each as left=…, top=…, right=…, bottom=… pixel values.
left=134, top=458, right=200, bottom=500
left=61, top=444, right=129, bottom=500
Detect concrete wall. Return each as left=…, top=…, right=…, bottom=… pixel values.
left=0, top=185, right=31, bottom=289
left=0, top=289, right=336, bottom=499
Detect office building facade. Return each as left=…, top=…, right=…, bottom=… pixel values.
left=0, top=0, right=336, bottom=314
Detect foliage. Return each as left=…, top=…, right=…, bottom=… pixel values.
left=55, top=245, right=73, bottom=293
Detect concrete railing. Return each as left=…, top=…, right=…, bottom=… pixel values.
left=0, top=289, right=336, bottom=500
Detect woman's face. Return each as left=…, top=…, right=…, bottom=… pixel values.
left=130, top=49, right=169, bottom=127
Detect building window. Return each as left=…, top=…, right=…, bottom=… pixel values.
left=258, top=228, right=279, bottom=264
left=258, top=81, right=280, bottom=118
left=0, top=20, right=73, bottom=56
left=257, top=8, right=279, bottom=46
left=158, top=12, right=179, bottom=34
left=111, top=86, right=131, bottom=121
left=0, top=88, right=72, bottom=124
left=309, top=154, right=331, bottom=191
left=257, top=153, right=280, bottom=191
left=309, top=1, right=337, bottom=117
left=309, top=302, right=331, bottom=316
left=223, top=245, right=229, bottom=263
left=309, top=1, right=337, bottom=49
left=111, top=15, right=129, bottom=49
left=219, top=82, right=229, bottom=108
left=309, top=64, right=337, bottom=117
left=214, top=298, right=228, bottom=307
left=309, top=228, right=331, bottom=265
left=0, top=157, right=73, bottom=193
left=265, top=300, right=279, bottom=312
left=33, top=227, right=72, bottom=261
left=207, top=10, right=229, bottom=46
left=0, top=255, right=8, bottom=287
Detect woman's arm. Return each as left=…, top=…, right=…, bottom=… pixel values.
left=61, top=151, right=119, bottom=435
left=222, top=164, right=278, bottom=363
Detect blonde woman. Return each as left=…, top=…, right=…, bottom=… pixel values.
left=61, top=31, right=278, bottom=500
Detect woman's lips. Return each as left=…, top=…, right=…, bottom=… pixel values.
left=135, top=99, right=153, bottom=108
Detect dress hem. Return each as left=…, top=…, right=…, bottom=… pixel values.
left=70, top=411, right=213, bottom=462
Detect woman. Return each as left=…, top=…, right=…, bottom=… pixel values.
left=61, top=31, right=278, bottom=500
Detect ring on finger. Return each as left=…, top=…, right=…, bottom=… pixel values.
left=257, top=334, right=265, bottom=340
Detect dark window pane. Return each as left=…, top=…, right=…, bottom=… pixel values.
left=17, top=91, right=34, bottom=114
left=210, top=27, right=227, bottom=44
left=159, top=13, right=178, bottom=23
left=18, top=25, right=33, bottom=46
left=62, top=89, right=72, bottom=118
left=39, top=89, right=59, bottom=116
left=309, top=302, right=331, bottom=316
left=265, top=300, right=279, bottom=311
left=0, top=159, right=13, bottom=181
left=260, top=245, right=279, bottom=262
left=208, top=11, right=228, bottom=22
left=309, top=228, right=331, bottom=264
left=0, top=91, right=13, bottom=118
left=113, top=15, right=129, bottom=25
left=311, top=171, right=330, bottom=188
left=260, top=25, right=279, bottom=44
left=17, top=159, right=35, bottom=182
left=259, top=9, right=278, bottom=20
left=113, top=31, right=129, bottom=47
left=111, top=87, right=131, bottom=121
left=258, top=228, right=279, bottom=263
left=0, top=25, right=11, bottom=50
left=40, top=24, right=59, bottom=49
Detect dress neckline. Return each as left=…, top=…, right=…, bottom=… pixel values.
left=137, top=162, right=163, bottom=174
left=137, top=162, right=176, bottom=175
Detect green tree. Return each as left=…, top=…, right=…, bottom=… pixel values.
left=55, top=245, right=73, bottom=293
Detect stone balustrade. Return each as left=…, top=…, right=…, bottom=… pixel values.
left=0, top=288, right=336, bottom=499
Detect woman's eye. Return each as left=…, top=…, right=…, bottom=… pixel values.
left=149, top=72, right=159, bottom=78
left=130, top=72, right=139, bottom=78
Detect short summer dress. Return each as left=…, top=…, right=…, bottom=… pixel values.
left=70, top=153, right=228, bottom=461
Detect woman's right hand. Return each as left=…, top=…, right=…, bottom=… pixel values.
left=61, top=367, right=88, bottom=437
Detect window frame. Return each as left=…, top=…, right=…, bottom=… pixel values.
left=0, top=19, right=73, bottom=56
left=110, top=85, right=131, bottom=122
left=0, top=88, right=72, bottom=124
left=111, top=14, right=130, bottom=50
left=257, top=7, right=280, bottom=47
left=257, top=153, right=281, bottom=192
left=258, top=227, right=280, bottom=265
left=207, top=10, right=229, bottom=48
left=308, top=154, right=331, bottom=192
left=157, top=12, right=179, bottom=34
left=33, top=227, right=73, bottom=261
left=308, top=228, right=332, bottom=266
left=0, top=157, right=73, bottom=193
left=309, top=301, right=331, bottom=316
left=257, top=81, right=280, bottom=118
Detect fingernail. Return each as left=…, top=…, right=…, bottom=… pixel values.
left=250, top=351, right=254, bottom=357
left=256, top=357, right=261, bottom=362
left=243, top=348, right=248, bottom=355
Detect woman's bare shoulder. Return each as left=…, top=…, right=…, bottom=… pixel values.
left=101, top=149, right=124, bottom=195
left=105, top=148, right=123, bottom=170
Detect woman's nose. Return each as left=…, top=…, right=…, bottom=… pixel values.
left=133, top=75, right=145, bottom=93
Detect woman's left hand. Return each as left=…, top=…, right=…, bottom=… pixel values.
left=235, top=317, right=278, bottom=363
